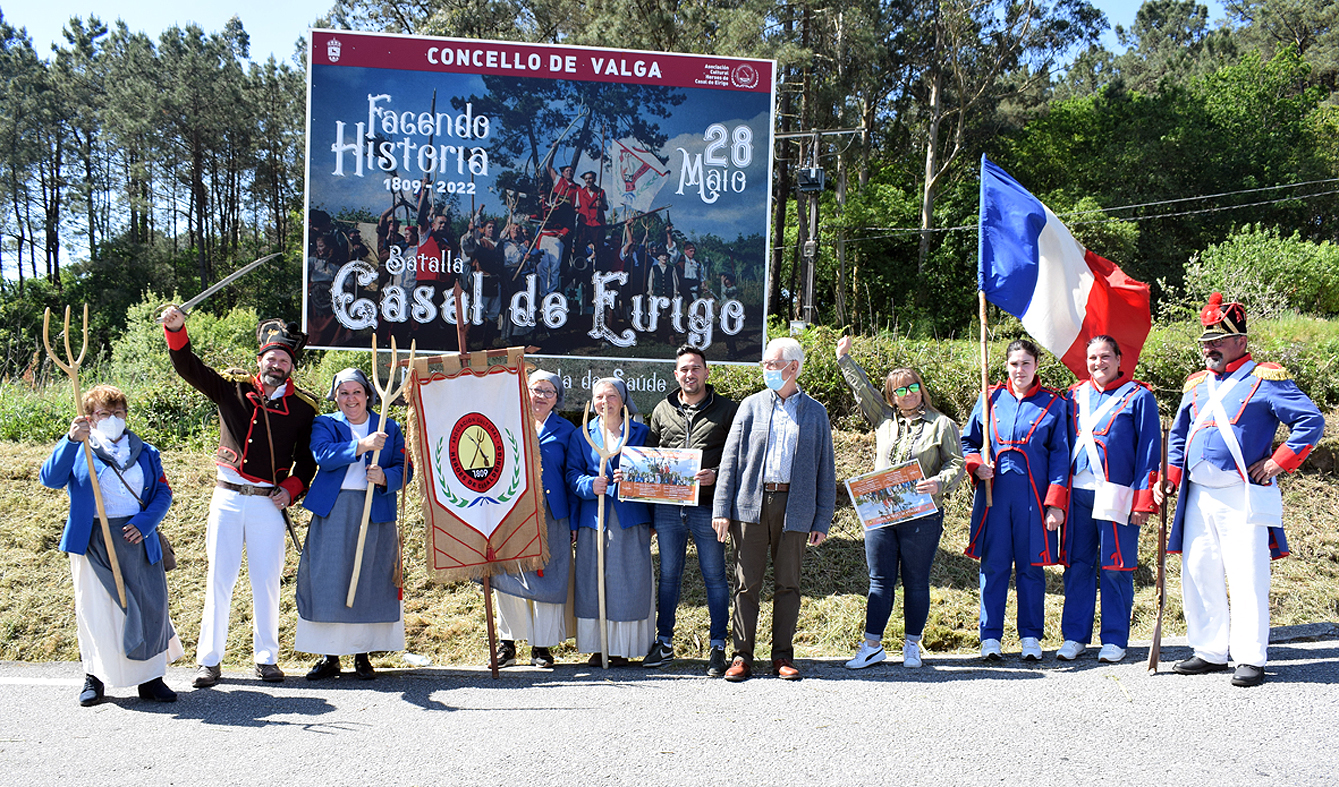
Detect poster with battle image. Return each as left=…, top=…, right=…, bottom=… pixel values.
left=305, top=30, right=775, bottom=363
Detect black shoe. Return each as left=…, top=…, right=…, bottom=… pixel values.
left=531, top=647, right=555, bottom=668
left=1231, top=664, right=1265, bottom=687
left=643, top=640, right=674, bottom=669
left=254, top=663, right=285, bottom=682
left=137, top=677, right=178, bottom=703
left=354, top=653, right=376, bottom=680
left=306, top=656, right=341, bottom=681
left=707, top=647, right=728, bottom=677
left=496, top=640, right=517, bottom=668
left=1172, top=656, right=1230, bottom=675
left=78, top=674, right=104, bottom=707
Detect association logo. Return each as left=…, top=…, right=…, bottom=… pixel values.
left=449, top=412, right=505, bottom=492
left=326, top=37, right=342, bottom=63
left=731, top=64, right=759, bottom=89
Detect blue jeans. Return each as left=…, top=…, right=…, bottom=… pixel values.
left=864, top=511, right=943, bottom=640
left=654, top=504, right=729, bottom=649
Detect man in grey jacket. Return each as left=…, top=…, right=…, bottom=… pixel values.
left=713, top=337, right=836, bottom=681
left=645, top=345, right=738, bottom=676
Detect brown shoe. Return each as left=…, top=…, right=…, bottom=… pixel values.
left=723, top=656, right=752, bottom=682
left=192, top=664, right=221, bottom=688
left=254, top=663, right=285, bottom=683
left=772, top=657, right=801, bottom=680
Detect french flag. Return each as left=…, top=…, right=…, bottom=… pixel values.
left=978, top=155, right=1151, bottom=378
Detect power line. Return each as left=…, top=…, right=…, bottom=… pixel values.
left=849, top=178, right=1339, bottom=242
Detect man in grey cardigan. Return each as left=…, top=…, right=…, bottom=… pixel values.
left=712, top=337, right=836, bottom=681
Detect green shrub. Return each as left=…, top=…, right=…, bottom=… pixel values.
left=1180, top=225, right=1339, bottom=318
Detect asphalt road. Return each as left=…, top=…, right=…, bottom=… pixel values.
left=3, top=625, right=1337, bottom=787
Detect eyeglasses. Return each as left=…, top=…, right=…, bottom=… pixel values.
left=1199, top=336, right=1239, bottom=349
left=529, top=387, right=558, bottom=398
left=760, top=360, right=791, bottom=370
left=92, top=408, right=128, bottom=420
left=891, top=383, right=921, bottom=397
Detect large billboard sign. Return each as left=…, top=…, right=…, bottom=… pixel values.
left=304, top=30, right=775, bottom=366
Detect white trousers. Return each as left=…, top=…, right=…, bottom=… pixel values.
left=1180, top=482, right=1271, bottom=667
left=196, top=487, right=287, bottom=666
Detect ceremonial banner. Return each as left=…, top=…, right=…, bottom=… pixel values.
left=408, top=349, right=546, bottom=581
left=304, top=30, right=776, bottom=364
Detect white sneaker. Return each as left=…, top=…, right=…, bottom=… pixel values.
left=1020, top=637, right=1043, bottom=661
left=1097, top=644, right=1126, bottom=663
left=902, top=639, right=923, bottom=669
left=1056, top=640, right=1086, bottom=661
left=981, top=639, right=1003, bottom=661
left=845, top=641, right=886, bottom=669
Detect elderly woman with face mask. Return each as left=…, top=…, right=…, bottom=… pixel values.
left=489, top=369, right=577, bottom=668
left=296, top=368, right=408, bottom=681
left=835, top=337, right=964, bottom=670
left=40, top=384, right=183, bottom=706
left=565, top=378, right=654, bottom=667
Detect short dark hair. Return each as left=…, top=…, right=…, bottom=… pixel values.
left=675, top=344, right=707, bottom=367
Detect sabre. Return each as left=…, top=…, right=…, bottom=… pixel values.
left=44, top=305, right=127, bottom=608
left=157, top=253, right=283, bottom=322
left=580, top=402, right=630, bottom=670
left=347, top=334, right=417, bottom=608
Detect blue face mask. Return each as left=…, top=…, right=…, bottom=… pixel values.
left=764, top=367, right=789, bottom=391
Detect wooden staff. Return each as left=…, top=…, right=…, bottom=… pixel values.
left=978, top=291, right=993, bottom=506
left=44, top=305, right=126, bottom=608
left=1147, top=421, right=1171, bottom=674
left=581, top=401, right=630, bottom=670
left=347, top=334, right=416, bottom=607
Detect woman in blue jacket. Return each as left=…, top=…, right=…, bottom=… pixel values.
left=566, top=378, right=654, bottom=666
left=962, top=340, right=1069, bottom=662
left=1058, top=335, right=1161, bottom=664
left=297, top=368, right=408, bottom=681
left=490, top=369, right=577, bottom=668
left=40, top=385, right=182, bottom=706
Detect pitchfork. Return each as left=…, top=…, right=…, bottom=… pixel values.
left=346, top=334, right=416, bottom=607
left=44, top=305, right=127, bottom=607
left=580, top=402, right=630, bottom=669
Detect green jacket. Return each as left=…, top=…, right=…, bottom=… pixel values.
left=647, top=384, right=738, bottom=508
left=838, top=354, right=964, bottom=509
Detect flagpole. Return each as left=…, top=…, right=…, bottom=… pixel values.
left=978, top=290, right=993, bottom=507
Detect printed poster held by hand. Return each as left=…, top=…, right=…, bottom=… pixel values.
left=845, top=460, right=937, bottom=531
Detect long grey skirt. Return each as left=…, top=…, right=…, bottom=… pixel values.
left=296, top=490, right=400, bottom=624
left=573, top=508, right=652, bottom=621
left=491, top=503, right=571, bottom=604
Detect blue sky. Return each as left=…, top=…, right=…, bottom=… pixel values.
left=9, top=0, right=1230, bottom=64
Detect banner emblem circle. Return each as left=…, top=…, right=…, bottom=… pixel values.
left=450, top=412, right=505, bottom=492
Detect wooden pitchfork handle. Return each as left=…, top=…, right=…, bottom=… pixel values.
left=346, top=335, right=417, bottom=608
left=44, top=306, right=127, bottom=608
left=581, top=402, right=630, bottom=670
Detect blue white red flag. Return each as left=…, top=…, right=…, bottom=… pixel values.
left=978, top=155, right=1151, bottom=378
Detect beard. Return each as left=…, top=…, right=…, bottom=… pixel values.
left=261, top=368, right=291, bottom=388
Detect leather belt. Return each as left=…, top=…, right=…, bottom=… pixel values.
left=764, top=482, right=790, bottom=492
left=216, top=480, right=274, bottom=496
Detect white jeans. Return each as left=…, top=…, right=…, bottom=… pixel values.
left=1180, top=482, right=1271, bottom=667
left=196, top=487, right=287, bottom=666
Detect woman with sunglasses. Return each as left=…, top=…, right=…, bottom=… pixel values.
left=836, top=337, right=964, bottom=669
left=961, top=339, right=1069, bottom=661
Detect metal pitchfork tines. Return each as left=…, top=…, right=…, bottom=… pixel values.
left=347, top=334, right=417, bottom=608
left=44, top=305, right=127, bottom=608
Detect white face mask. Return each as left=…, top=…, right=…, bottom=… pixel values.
left=94, top=416, right=126, bottom=443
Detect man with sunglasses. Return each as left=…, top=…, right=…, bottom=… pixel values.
left=644, top=345, right=738, bottom=675
left=1157, top=293, right=1323, bottom=687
